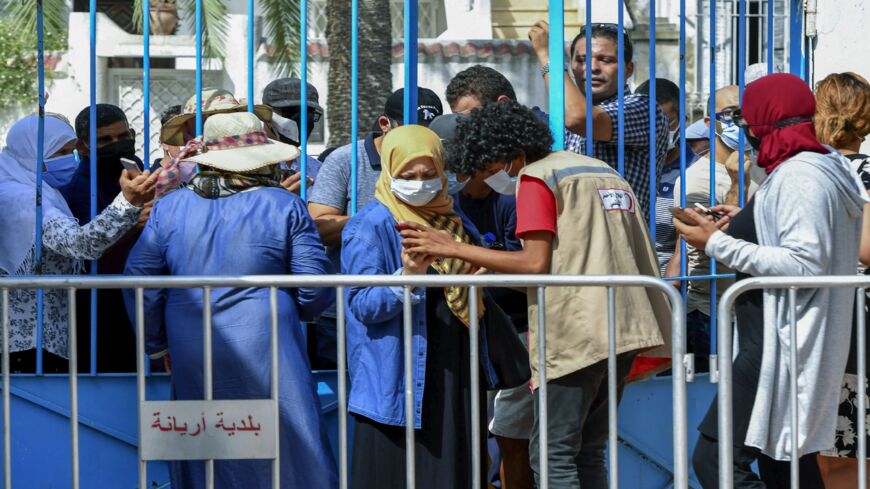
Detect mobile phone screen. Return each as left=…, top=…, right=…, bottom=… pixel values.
left=120, top=158, right=141, bottom=177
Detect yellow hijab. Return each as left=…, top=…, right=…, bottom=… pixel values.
left=374, top=125, right=484, bottom=327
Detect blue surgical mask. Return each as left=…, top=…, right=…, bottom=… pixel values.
left=445, top=171, right=469, bottom=195
left=716, top=120, right=741, bottom=151
left=43, top=151, right=78, bottom=188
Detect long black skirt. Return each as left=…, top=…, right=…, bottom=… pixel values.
left=351, top=288, right=487, bottom=489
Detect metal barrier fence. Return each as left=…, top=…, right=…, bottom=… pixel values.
left=717, top=276, right=870, bottom=489
left=0, top=274, right=687, bottom=489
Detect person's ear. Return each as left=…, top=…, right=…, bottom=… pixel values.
left=129, top=128, right=137, bottom=140
left=625, top=61, right=635, bottom=80
left=496, top=95, right=511, bottom=103
left=705, top=116, right=711, bottom=128
left=75, top=139, right=87, bottom=154
left=378, top=116, right=392, bottom=134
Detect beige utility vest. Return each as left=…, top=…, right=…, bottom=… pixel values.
left=520, top=151, right=672, bottom=387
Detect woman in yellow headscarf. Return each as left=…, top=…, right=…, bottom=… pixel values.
left=341, top=125, right=491, bottom=489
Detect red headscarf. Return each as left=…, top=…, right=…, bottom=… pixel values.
left=742, top=73, right=828, bottom=174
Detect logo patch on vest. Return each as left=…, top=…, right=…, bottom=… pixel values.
left=597, top=188, right=635, bottom=213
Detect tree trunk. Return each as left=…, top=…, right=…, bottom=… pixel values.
left=326, top=0, right=393, bottom=148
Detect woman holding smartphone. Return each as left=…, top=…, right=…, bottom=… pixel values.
left=676, top=74, right=867, bottom=487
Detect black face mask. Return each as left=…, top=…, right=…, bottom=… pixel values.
left=97, top=138, right=136, bottom=164
left=744, top=128, right=762, bottom=151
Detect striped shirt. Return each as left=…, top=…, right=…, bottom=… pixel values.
left=564, top=89, right=670, bottom=221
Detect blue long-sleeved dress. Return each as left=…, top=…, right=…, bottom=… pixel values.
left=123, top=186, right=337, bottom=489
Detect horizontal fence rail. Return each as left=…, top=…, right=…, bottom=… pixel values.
left=1, top=274, right=687, bottom=489
left=718, top=276, right=870, bottom=489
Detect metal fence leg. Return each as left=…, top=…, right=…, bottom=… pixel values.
left=2, top=289, right=10, bottom=488
left=607, top=287, right=618, bottom=488
left=537, top=286, right=548, bottom=489
left=670, top=286, right=689, bottom=489
left=336, top=287, right=348, bottom=489
left=403, top=286, right=416, bottom=488
left=67, top=288, right=80, bottom=489
left=857, top=288, right=867, bottom=489
left=717, top=295, right=734, bottom=488
left=269, top=287, right=280, bottom=488
left=202, top=287, right=214, bottom=489
left=788, top=288, right=799, bottom=488
left=469, top=287, right=481, bottom=489
left=135, top=288, right=147, bottom=489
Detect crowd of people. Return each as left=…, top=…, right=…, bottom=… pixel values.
left=2, top=19, right=870, bottom=489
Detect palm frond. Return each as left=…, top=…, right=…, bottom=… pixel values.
left=260, top=0, right=302, bottom=76
left=178, top=0, right=229, bottom=59
left=5, top=0, right=69, bottom=51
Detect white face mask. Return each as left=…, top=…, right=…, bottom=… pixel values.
left=667, top=127, right=680, bottom=151
left=390, top=177, right=443, bottom=207
left=271, top=113, right=300, bottom=145
left=445, top=171, right=469, bottom=195
left=484, top=169, right=517, bottom=195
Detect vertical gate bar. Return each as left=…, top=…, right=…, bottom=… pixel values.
left=671, top=285, right=689, bottom=489
left=537, top=286, right=548, bottom=489
left=717, top=292, right=734, bottom=488
left=403, top=0, right=419, bottom=125
left=788, top=287, right=799, bottom=487
left=788, top=0, right=803, bottom=78
left=35, top=0, right=46, bottom=376
left=88, top=0, right=98, bottom=376
left=68, top=289, right=80, bottom=489
left=403, top=286, right=416, bottom=488
left=584, top=0, right=593, bottom=156
left=247, top=0, right=254, bottom=111
left=195, top=0, right=204, bottom=138
left=648, top=0, right=657, bottom=233
left=767, top=0, right=774, bottom=72
left=203, top=287, right=214, bottom=489
left=708, top=0, right=718, bottom=358
left=2, top=288, right=11, bottom=488
left=135, top=288, right=147, bottom=489
left=606, top=287, right=618, bottom=488
left=617, top=0, right=625, bottom=176
left=548, top=0, right=565, bottom=151
left=857, top=288, right=867, bottom=489
left=737, top=0, right=746, bottom=207
left=350, top=0, right=359, bottom=215
left=270, top=287, right=281, bottom=487
left=469, top=287, right=481, bottom=489
left=336, top=287, right=349, bottom=489
left=143, top=0, right=151, bottom=167
left=300, top=0, right=309, bottom=200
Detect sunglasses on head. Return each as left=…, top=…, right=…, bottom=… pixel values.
left=716, top=107, right=812, bottom=129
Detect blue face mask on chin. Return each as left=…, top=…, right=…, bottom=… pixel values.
left=445, top=171, right=469, bottom=195
left=43, top=152, right=79, bottom=188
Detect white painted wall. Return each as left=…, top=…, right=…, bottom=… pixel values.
left=813, top=0, right=870, bottom=154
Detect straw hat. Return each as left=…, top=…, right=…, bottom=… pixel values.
left=160, top=88, right=273, bottom=146
left=184, top=112, right=300, bottom=173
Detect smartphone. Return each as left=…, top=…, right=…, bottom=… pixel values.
left=279, top=168, right=299, bottom=180
left=120, top=157, right=141, bottom=177
left=694, top=202, right=723, bottom=221
left=668, top=207, right=698, bottom=226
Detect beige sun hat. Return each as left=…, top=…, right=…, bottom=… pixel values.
left=184, top=112, right=300, bottom=173
left=160, top=88, right=273, bottom=146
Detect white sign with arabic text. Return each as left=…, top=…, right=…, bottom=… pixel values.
left=140, top=400, right=277, bottom=461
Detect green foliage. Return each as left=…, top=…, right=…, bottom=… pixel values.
left=3, top=0, right=69, bottom=51
left=260, top=0, right=302, bottom=77
left=0, top=16, right=40, bottom=115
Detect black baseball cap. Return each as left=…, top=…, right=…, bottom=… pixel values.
left=262, top=78, right=323, bottom=112
left=383, top=87, right=444, bottom=126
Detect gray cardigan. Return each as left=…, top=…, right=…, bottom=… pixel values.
left=705, top=149, right=867, bottom=460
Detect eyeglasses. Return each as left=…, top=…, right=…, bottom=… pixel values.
left=717, top=107, right=812, bottom=129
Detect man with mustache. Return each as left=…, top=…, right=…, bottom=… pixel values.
left=529, top=22, right=670, bottom=221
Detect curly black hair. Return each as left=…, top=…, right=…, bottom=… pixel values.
left=445, top=101, right=554, bottom=177
left=445, top=65, right=517, bottom=111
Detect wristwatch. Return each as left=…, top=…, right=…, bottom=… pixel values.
left=540, top=62, right=550, bottom=78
